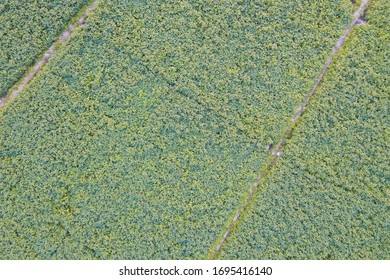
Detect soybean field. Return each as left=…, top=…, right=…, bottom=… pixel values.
left=0, top=0, right=90, bottom=97
left=218, top=0, right=390, bottom=259
left=0, top=0, right=388, bottom=259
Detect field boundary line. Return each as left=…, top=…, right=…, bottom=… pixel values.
left=0, top=0, right=99, bottom=110
left=208, top=0, right=370, bottom=259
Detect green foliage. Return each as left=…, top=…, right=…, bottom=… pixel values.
left=0, top=0, right=89, bottom=97
left=218, top=0, right=390, bottom=259
left=0, top=0, right=352, bottom=259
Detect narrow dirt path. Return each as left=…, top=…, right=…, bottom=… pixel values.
left=209, top=0, right=370, bottom=259
left=0, top=1, right=98, bottom=110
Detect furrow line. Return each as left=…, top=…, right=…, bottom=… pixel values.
left=208, top=0, right=370, bottom=259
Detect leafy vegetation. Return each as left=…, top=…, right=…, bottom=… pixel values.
left=0, top=0, right=89, bottom=97
left=0, top=0, right=357, bottom=259
left=218, top=0, right=390, bottom=259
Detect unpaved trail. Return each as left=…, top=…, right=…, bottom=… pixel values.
left=0, top=1, right=98, bottom=110
left=209, top=0, right=370, bottom=259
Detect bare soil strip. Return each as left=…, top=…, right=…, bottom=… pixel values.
left=0, top=1, right=98, bottom=110
left=209, top=0, right=370, bottom=259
